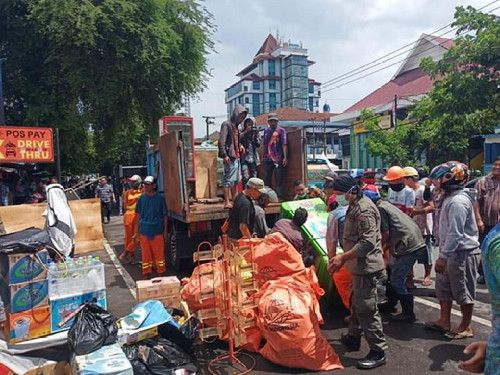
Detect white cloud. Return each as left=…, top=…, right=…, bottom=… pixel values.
left=191, top=0, right=496, bottom=136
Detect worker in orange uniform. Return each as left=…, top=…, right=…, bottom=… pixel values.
left=119, top=175, right=143, bottom=264
left=134, top=176, right=168, bottom=278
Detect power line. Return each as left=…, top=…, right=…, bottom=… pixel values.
left=322, top=5, right=500, bottom=95
left=320, top=0, right=499, bottom=88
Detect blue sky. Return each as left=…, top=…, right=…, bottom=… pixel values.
left=190, top=0, right=496, bottom=136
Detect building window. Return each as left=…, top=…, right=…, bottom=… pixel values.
left=243, top=86, right=248, bottom=92
left=269, top=93, right=276, bottom=111
left=269, top=80, right=276, bottom=90
left=238, top=96, right=242, bottom=104
left=252, top=94, right=260, bottom=116
left=308, top=97, right=313, bottom=111
left=252, top=81, right=260, bottom=90
left=308, top=84, right=314, bottom=94
left=268, top=60, right=276, bottom=76
left=245, top=96, right=249, bottom=104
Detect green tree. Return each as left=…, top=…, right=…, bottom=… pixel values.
left=0, top=0, right=214, bottom=173
left=364, top=6, right=499, bottom=167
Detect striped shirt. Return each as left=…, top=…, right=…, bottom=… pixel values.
left=96, top=183, right=114, bottom=203
left=475, top=175, right=500, bottom=226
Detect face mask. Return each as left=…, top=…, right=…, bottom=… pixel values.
left=296, top=192, right=308, bottom=199
left=390, top=183, right=405, bottom=192
left=336, top=194, right=348, bottom=207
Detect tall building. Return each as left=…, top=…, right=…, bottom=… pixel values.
left=225, top=34, right=322, bottom=117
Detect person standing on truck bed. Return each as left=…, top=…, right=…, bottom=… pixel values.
left=134, top=176, right=168, bottom=278
left=226, top=177, right=266, bottom=242
left=239, top=116, right=260, bottom=187
left=219, top=104, right=247, bottom=209
left=263, top=113, right=288, bottom=200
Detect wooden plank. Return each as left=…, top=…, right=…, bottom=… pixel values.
left=159, top=132, right=184, bottom=216
left=194, top=149, right=218, bottom=199
left=282, top=127, right=305, bottom=201
left=0, top=198, right=104, bottom=254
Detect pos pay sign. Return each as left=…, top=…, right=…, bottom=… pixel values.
left=0, top=126, right=54, bottom=162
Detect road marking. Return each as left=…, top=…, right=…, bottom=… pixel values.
left=103, top=239, right=137, bottom=299
left=415, top=296, right=492, bottom=328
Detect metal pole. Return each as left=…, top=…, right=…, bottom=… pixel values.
left=0, top=59, right=5, bottom=124
left=55, top=128, right=62, bottom=183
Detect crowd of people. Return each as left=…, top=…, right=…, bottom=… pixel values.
left=224, top=156, right=499, bottom=372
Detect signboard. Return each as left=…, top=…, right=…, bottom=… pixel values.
left=353, top=114, right=392, bottom=134
left=0, top=126, right=54, bottom=162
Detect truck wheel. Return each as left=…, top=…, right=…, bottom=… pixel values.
left=167, top=224, right=181, bottom=271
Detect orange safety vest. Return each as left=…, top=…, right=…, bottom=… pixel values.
left=124, top=188, right=142, bottom=212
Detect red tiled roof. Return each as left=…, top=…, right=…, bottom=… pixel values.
left=255, top=107, right=335, bottom=126
left=256, top=34, right=278, bottom=56
left=343, top=68, right=433, bottom=113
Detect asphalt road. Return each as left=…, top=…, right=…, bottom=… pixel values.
left=103, top=215, right=493, bottom=374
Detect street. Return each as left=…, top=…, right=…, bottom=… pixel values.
left=101, top=215, right=492, bottom=374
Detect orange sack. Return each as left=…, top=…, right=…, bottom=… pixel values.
left=332, top=265, right=353, bottom=309
left=255, top=277, right=343, bottom=371
left=239, top=232, right=305, bottom=286
left=181, top=262, right=223, bottom=312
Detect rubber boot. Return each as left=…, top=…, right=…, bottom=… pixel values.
left=390, top=294, right=416, bottom=322
left=378, top=284, right=398, bottom=314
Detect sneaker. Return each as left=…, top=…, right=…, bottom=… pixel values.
left=340, top=333, right=361, bottom=351
left=357, top=350, right=387, bottom=369
left=389, top=313, right=416, bottom=323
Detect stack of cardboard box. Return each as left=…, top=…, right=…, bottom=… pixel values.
left=135, top=276, right=181, bottom=309
left=0, top=250, right=51, bottom=343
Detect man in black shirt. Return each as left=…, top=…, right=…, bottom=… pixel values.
left=227, top=177, right=266, bottom=241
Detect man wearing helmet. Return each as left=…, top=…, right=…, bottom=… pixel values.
left=383, top=166, right=415, bottom=215
left=404, top=166, right=435, bottom=287
left=425, top=162, right=481, bottom=340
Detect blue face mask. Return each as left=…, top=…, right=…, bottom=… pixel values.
left=336, top=194, right=348, bottom=207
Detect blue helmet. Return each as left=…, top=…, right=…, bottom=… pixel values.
left=349, top=169, right=364, bottom=179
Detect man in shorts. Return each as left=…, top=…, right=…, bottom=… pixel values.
left=426, top=162, right=481, bottom=340
left=219, top=104, right=247, bottom=209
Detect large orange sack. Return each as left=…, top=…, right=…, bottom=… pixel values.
left=181, top=262, right=223, bottom=312
left=239, top=232, right=305, bottom=286
left=255, top=277, right=343, bottom=371
left=332, top=265, right=352, bottom=309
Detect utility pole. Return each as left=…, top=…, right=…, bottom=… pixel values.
left=391, top=94, right=398, bottom=127
left=0, top=58, right=6, bottom=125
left=203, top=116, right=216, bottom=141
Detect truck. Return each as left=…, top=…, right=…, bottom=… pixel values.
left=147, top=116, right=308, bottom=270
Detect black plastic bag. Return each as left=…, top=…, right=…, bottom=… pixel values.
left=123, top=337, right=197, bottom=375
left=68, top=303, right=118, bottom=355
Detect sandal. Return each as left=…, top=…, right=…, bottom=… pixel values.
left=445, top=329, right=474, bottom=340
left=424, top=321, right=450, bottom=333
left=223, top=204, right=233, bottom=209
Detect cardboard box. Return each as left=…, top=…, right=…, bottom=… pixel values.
left=4, top=305, right=51, bottom=344
left=3, top=279, right=49, bottom=313
left=71, top=343, right=133, bottom=375
left=136, top=276, right=180, bottom=302
left=0, top=250, right=49, bottom=285
left=50, top=289, right=107, bottom=333
left=118, top=326, right=158, bottom=346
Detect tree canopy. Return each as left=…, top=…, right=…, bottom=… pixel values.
left=0, top=0, right=214, bottom=173
left=364, top=6, right=499, bottom=167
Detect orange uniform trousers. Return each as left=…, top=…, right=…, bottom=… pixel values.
left=123, top=210, right=139, bottom=254
left=139, top=234, right=166, bottom=275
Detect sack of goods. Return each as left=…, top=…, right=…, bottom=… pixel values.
left=239, top=232, right=305, bottom=286
left=255, top=276, right=343, bottom=372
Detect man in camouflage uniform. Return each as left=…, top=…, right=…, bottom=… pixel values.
left=329, top=175, right=388, bottom=370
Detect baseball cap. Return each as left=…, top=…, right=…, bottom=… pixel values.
left=247, top=177, right=266, bottom=193
left=128, top=174, right=142, bottom=183
left=144, top=176, right=155, bottom=185
left=268, top=113, right=279, bottom=122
